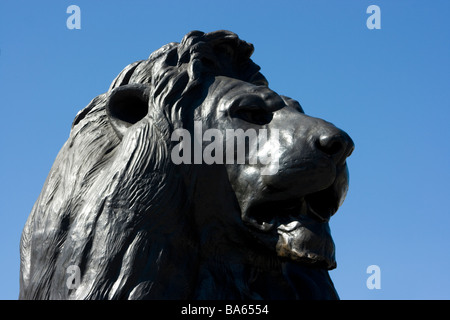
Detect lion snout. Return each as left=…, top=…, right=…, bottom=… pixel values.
left=315, top=124, right=354, bottom=166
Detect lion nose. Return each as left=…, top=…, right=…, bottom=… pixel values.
left=317, top=128, right=354, bottom=165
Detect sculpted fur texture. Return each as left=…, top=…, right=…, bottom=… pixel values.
left=20, top=30, right=354, bottom=299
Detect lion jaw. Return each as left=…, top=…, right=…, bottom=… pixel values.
left=276, top=218, right=336, bottom=270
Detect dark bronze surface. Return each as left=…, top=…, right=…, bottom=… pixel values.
left=20, top=30, right=354, bottom=299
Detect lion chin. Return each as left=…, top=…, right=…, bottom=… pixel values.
left=19, top=30, right=354, bottom=300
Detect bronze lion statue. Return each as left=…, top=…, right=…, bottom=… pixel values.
left=20, top=30, right=354, bottom=299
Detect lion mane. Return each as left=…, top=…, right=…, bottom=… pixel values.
left=20, top=30, right=342, bottom=300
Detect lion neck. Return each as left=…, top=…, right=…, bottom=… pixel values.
left=192, top=254, right=338, bottom=299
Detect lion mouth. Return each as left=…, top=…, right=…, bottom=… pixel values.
left=245, top=183, right=340, bottom=231
left=243, top=183, right=342, bottom=269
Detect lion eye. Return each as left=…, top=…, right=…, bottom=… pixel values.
left=234, top=108, right=273, bottom=125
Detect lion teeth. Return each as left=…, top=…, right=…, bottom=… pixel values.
left=261, top=221, right=274, bottom=231
left=245, top=217, right=274, bottom=231
left=277, top=221, right=301, bottom=232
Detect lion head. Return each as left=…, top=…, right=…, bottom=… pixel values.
left=20, top=30, right=354, bottom=300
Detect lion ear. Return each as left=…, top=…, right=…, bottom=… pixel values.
left=106, top=84, right=150, bottom=138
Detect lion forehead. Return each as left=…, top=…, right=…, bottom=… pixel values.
left=204, top=76, right=284, bottom=112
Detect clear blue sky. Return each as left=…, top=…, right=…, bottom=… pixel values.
left=1, top=0, right=449, bottom=300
